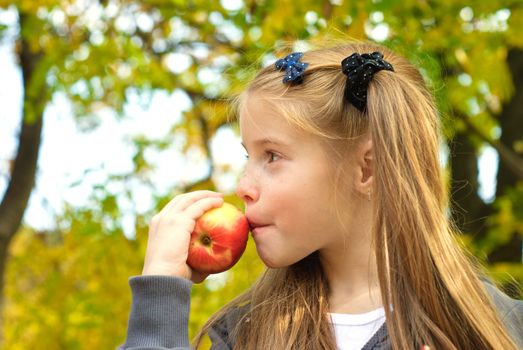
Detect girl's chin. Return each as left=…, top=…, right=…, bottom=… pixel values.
left=255, top=247, right=302, bottom=269
left=255, top=247, right=282, bottom=268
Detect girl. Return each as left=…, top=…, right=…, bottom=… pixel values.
left=119, top=41, right=523, bottom=349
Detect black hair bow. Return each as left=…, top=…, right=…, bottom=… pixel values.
left=341, top=51, right=394, bottom=112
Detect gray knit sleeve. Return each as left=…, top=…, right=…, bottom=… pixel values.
left=117, top=275, right=193, bottom=350
left=501, top=299, right=523, bottom=349
left=483, top=281, right=523, bottom=349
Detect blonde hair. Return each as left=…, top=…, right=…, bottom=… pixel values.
left=194, top=41, right=518, bottom=349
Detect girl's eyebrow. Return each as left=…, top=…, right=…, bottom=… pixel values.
left=241, top=137, right=290, bottom=149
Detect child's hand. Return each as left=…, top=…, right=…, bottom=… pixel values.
left=141, top=190, right=224, bottom=283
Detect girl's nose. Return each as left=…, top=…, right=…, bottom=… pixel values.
left=236, top=172, right=259, bottom=203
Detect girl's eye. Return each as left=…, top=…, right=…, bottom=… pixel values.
left=267, top=151, right=281, bottom=163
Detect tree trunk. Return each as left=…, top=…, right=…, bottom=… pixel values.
left=0, top=12, right=45, bottom=338
left=449, top=131, right=491, bottom=238
left=489, top=48, right=523, bottom=263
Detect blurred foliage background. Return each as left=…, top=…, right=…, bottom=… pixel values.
left=0, top=0, right=522, bottom=348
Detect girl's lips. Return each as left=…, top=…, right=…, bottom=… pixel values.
left=251, top=225, right=270, bottom=236
left=247, top=219, right=266, bottom=230
left=248, top=220, right=270, bottom=234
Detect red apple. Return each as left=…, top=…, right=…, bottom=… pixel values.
left=187, top=202, right=249, bottom=274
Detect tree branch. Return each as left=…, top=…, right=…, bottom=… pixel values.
left=455, top=112, right=523, bottom=180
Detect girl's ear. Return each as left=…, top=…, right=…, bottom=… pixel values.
left=354, top=138, right=374, bottom=195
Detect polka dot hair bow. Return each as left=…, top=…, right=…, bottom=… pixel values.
left=341, top=51, right=394, bottom=112
left=274, top=52, right=309, bottom=84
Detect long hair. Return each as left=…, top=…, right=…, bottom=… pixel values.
left=193, top=41, right=518, bottom=349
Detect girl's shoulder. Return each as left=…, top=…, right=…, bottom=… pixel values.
left=482, top=280, right=523, bottom=348
left=483, top=279, right=523, bottom=316
left=205, top=282, right=523, bottom=349
left=208, top=303, right=250, bottom=349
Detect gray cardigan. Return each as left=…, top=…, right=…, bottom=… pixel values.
left=118, top=275, right=523, bottom=349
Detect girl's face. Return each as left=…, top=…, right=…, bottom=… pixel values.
left=236, top=95, right=354, bottom=268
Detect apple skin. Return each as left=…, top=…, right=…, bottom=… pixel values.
left=187, top=202, right=249, bottom=274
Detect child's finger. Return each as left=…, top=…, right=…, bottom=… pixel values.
left=169, top=190, right=223, bottom=212
left=156, top=190, right=222, bottom=217
left=184, top=196, right=225, bottom=220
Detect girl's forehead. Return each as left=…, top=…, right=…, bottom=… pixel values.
left=239, top=113, right=328, bottom=163
left=240, top=110, right=290, bottom=143
left=240, top=93, right=304, bottom=127
left=240, top=93, right=279, bottom=117
left=240, top=96, right=276, bottom=126
left=240, top=97, right=299, bottom=137
left=239, top=92, right=334, bottom=151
